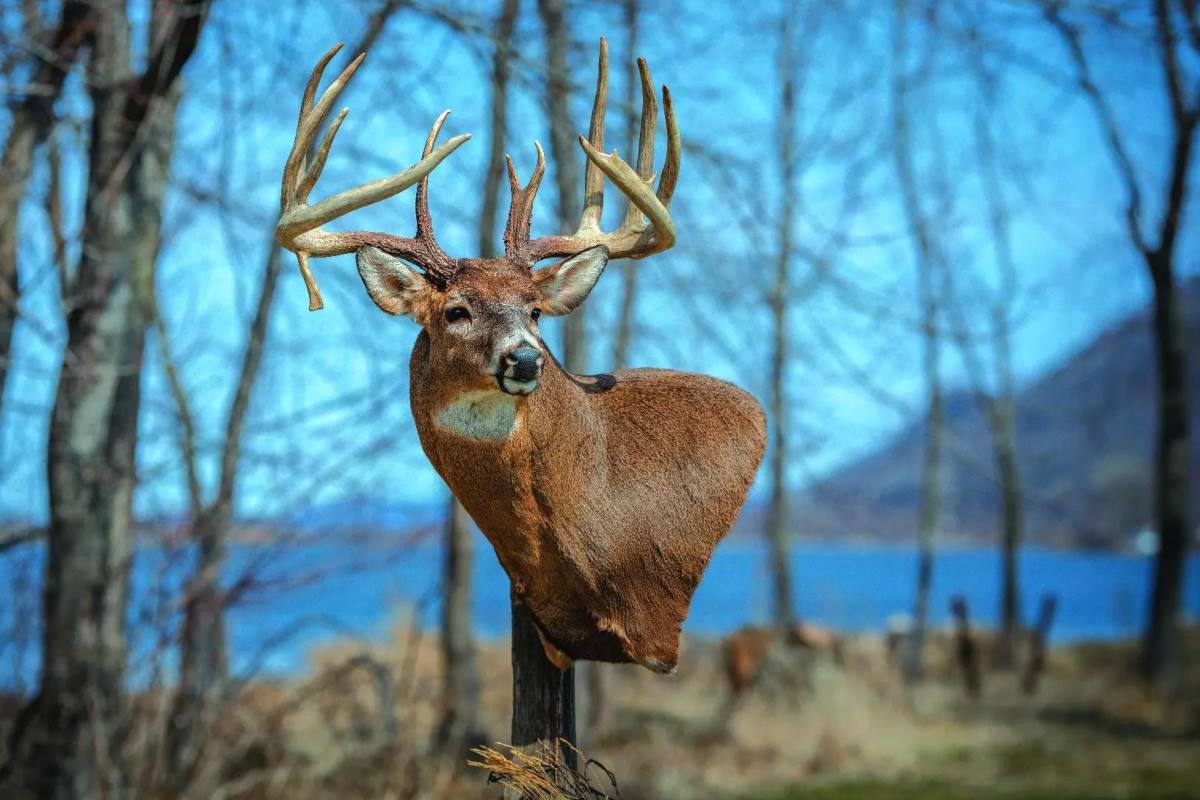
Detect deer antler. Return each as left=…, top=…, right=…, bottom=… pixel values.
left=277, top=44, right=471, bottom=310
left=504, top=37, right=681, bottom=267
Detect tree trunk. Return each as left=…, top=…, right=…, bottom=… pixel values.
left=536, top=0, right=586, bottom=375
left=765, top=0, right=800, bottom=634
left=994, top=408, right=1022, bottom=666
left=1, top=3, right=208, bottom=796
left=969, top=67, right=1025, bottom=670
left=610, top=0, right=641, bottom=372
left=0, top=2, right=91, bottom=407
left=478, top=0, right=519, bottom=263
left=509, top=595, right=576, bottom=796
left=437, top=498, right=483, bottom=750
left=164, top=6, right=397, bottom=784
left=1138, top=2, right=1197, bottom=689
left=8, top=52, right=168, bottom=800
left=1041, top=0, right=1196, bottom=691
left=1142, top=253, right=1191, bottom=686
left=890, top=0, right=942, bottom=682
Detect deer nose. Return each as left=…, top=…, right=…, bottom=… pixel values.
left=506, top=347, right=542, bottom=382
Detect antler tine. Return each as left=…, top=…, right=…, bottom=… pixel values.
left=503, top=143, right=546, bottom=263
left=298, top=106, right=348, bottom=202
left=281, top=131, right=469, bottom=242
left=656, top=85, right=681, bottom=205
left=414, top=110, right=452, bottom=250
left=523, top=40, right=679, bottom=264
left=282, top=43, right=343, bottom=205
left=578, top=37, right=609, bottom=235
left=283, top=46, right=364, bottom=207
left=276, top=45, right=471, bottom=310
left=622, top=56, right=658, bottom=228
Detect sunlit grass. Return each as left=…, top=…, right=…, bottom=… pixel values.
left=741, top=739, right=1200, bottom=800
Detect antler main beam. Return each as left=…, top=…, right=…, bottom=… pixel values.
left=276, top=44, right=470, bottom=310
left=506, top=37, right=681, bottom=266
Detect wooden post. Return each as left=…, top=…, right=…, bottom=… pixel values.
left=949, top=595, right=981, bottom=699
left=509, top=593, right=576, bottom=794
left=1021, top=593, right=1058, bottom=695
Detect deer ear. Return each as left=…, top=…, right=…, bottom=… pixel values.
left=533, top=245, right=609, bottom=316
left=357, top=246, right=430, bottom=318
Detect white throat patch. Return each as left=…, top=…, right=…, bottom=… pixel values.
left=434, top=390, right=519, bottom=441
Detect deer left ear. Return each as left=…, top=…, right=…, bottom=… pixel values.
left=533, top=245, right=609, bottom=315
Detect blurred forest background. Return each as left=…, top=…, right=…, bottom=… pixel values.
left=0, top=0, right=1198, bottom=798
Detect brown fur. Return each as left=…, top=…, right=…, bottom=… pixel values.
left=409, top=309, right=765, bottom=670
left=356, top=252, right=767, bottom=672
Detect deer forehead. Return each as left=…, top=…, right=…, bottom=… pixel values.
left=445, top=261, right=540, bottom=305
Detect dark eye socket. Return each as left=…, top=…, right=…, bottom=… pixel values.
left=445, top=307, right=470, bottom=323
left=531, top=308, right=542, bottom=321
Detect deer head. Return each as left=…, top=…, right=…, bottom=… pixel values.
left=276, top=41, right=764, bottom=674
left=276, top=41, right=677, bottom=394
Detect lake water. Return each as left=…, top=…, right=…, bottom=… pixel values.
left=1, top=537, right=1197, bottom=682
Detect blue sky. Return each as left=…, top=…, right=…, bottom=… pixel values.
left=0, top=0, right=1192, bottom=527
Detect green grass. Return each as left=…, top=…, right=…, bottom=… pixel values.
left=738, top=740, right=1200, bottom=800
left=744, top=779, right=1199, bottom=800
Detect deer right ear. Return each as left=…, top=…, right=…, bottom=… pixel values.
left=357, top=246, right=431, bottom=319
left=533, top=245, right=609, bottom=315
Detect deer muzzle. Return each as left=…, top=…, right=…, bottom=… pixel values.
left=499, top=346, right=543, bottom=395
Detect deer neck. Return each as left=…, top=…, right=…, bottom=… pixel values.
left=408, top=333, right=598, bottom=564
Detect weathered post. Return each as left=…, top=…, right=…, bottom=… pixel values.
left=950, top=595, right=981, bottom=698
left=1021, top=593, right=1058, bottom=695
left=510, top=596, right=576, bottom=786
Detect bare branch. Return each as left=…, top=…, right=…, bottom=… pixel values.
left=1042, top=1, right=1149, bottom=253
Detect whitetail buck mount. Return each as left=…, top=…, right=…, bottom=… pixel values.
left=276, top=40, right=766, bottom=674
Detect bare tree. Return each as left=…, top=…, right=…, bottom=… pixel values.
left=536, top=0, right=586, bottom=374
left=0, top=2, right=211, bottom=796
left=1043, top=0, right=1197, bottom=687
left=947, top=86, right=1026, bottom=669
left=926, top=4, right=1027, bottom=668
left=160, top=239, right=283, bottom=791
left=163, top=5, right=408, bottom=787
left=610, top=0, right=642, bottom=371
left=765, top=0, right=800, bottom=633
left=891, top=0, right=944, bottom=681
left=0, top=2, right=91, bottom=407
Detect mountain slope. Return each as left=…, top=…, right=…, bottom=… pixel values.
left=798, top=278, right=1200, bottom=549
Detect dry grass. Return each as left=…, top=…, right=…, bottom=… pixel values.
left=161, top=622, right=1199, bottom=799
left=467, top=741, right=621, bottom=799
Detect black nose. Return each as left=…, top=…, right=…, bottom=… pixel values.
left=507, top=347, right=542, bottom=381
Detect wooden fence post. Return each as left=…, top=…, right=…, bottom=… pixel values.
left=950, top=595, right=982, bottom=699
left=1021, top=593, right=1058, bottom=695
left=508, top=593, right=576, bottom=796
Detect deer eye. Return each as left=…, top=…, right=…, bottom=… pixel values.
left=444, top=307, right=470, bottom=323
left=531, top=308, right=542, bottom=321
